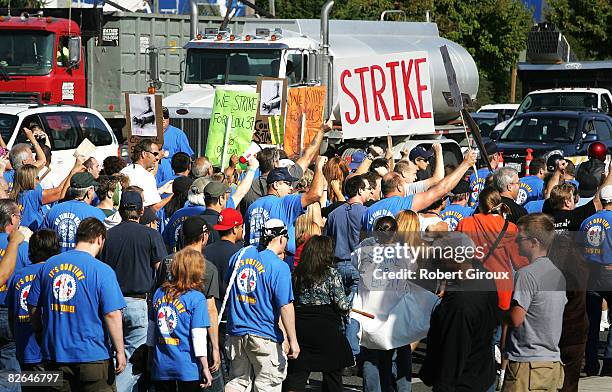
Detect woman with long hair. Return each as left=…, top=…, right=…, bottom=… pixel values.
left=323, top=157, right=349, bottom=203
left=149, top=248, right=213, bottom=391
left=9, top=158, right=83, bottom=230
left=293, top=213, right=323, bottom=268
left=283, top=235, right=352, bottom=392
left=164, top=176, right=194, bottom=221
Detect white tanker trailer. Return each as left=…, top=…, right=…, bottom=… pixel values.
left=162, top=0, right=479, bottom=161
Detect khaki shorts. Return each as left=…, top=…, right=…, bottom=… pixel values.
left=502, top=361, right=564, bottom=392
left=225, top=334, right=287, bottom=392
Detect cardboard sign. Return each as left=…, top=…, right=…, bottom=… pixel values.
left=205, top=89, right=259, bottom=168
left=73, top=138, right=96, bottom=160
left=253, top=77, right=288, bottom=144
left=125, top=93, right=164, bottom=157
left=335, top=51, right=434, bottom=139
left=284, top=86, right=326, bottom=158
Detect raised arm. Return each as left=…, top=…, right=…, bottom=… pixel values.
left=231, top=156, right=259, bottom=207
left=411, top=151, right=477, bottom=212
left=544, top=160, right=565, bottom=199
left=0, top=230, right=24, bottom=286
left=592, top=161, right=612, bottom=211
left=301, top=156, right=327, bottom=208
left=424, top=143, right=444, bottom=188
left=41, top=157, right=85, bottom=205
left=23, top=127, right=46, bottom=169
left=294, top=121, right=330, bottom=173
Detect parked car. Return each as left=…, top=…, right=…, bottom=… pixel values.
left=470, top=112, right=502, bottom=138
left=477, top=103, right=519, bottom=122
left=493, top=88, right=612, bottom=132
left=491, top=111, right=612, bottom=175
left=0, top=104, right=119, bottom=177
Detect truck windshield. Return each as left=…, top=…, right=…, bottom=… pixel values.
left=185, top=49, right=281, bottom=84
left=500, top=116, right=577, bottom=143
left=0, top=114, right=17, bottom=141
left=517, top=92, right=598, bottom=114
left=0, top=31, right=55, bottom=76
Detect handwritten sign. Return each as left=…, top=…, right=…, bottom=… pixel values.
left=335, top=51, right=434, bottom=139
left=125, top=93, right=164, bottom=157
left=284, top=86, right=326, bottom=158
left=205, top=89, right=259, bottom=168
left=253, top=77, right=288, bottom=144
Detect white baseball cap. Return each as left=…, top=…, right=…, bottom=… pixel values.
left=600, top=185, right=612, bottom=204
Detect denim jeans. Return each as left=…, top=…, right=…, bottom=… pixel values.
left=0, top=307, right=20, bottom=392
left=116, top=298, right=147, bottom=392
left=586, top=291, right=612, bottom=372
left=361, top=346, right=411, bottom=392
left=336, top=261, right=360, bottom=357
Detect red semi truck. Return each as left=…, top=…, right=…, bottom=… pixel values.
left=0, top=13, right=85, bottom=105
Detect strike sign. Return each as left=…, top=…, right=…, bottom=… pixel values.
left=335, top=51, right=435, bottom=139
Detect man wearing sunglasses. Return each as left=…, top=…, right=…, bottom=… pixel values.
left=120, top=139, right=173, bottom=213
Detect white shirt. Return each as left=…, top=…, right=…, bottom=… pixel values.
left=120, top=163, right=161, bottom=207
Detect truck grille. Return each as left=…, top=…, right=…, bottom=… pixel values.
left=169, top=118, right=210, bottom=157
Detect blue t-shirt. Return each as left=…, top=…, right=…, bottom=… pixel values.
left=17, top=185, right=44, bottom=231
left=440, top=203, right=475, bottom=231
left=43, top=200, right=107, bottom=252
left=580, top=210, right=612, bottom=265
left=162, top=206, right=206, bottom=252
left=517, top=176, right=544, bottom=205
left=524, top=200, right=545, bottom=214
left=4, top=170, right=14, bottom=190
left=362, top=195, right=414, bottom=232
left=0, top=233, right=30, bottom=304
left=225, top=246, right=293, bottom=342
left=156, top=158, right=175, bottom=187
left=150, top=288, right=209, bottom=381
left=246, top=194, right=304, bottom=254
left=5, top=262, right=45, bottom=364
left=468, top=168, right=492, bottom=207
left=27, top=250, right=126, bottom=363
left=325, top=202, right=367, bottom=261
left=163, top=125, right=194, bottom=159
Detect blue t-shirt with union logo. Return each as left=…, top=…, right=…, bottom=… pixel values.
left=580, top=210, right=612, bottom=265
left=245, top=194, right=304, bottom=254
left=0, top=233, right=30, bottom=304
left=27, top=250, right=126, bottom=363
left=225, top=246, right=293, bottom=342
left=43, top=200, right=107, bottom=252
left=468, top=168, right=492, bottom=207
left=362, top=195, right=414, bottom=232
left=150, top=288, right=210, bottom=381
left=17, top=185, right=44, bottom=231
left=440, top=203, right=475, bottom=231
left=162, top=206, right=206, bottom=252
left=517, top=175, right=544, bottom=205
left=5, top=262, right=45, bottom=364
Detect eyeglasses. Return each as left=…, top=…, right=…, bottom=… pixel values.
left=144, top=150, right=160, bottom=158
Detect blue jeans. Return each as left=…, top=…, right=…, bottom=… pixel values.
left=336, top=261, right=360, bottom=357
left=116, top=298, right=147, bottom=392
left=586, top=291, right=612, bottom=372
left=361, top=346, right=411, bottom=392
left=0, top=307, right=20, bottom=392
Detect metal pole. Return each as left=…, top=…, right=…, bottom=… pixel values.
left=221, top=115, right=232, bottom=170
left=320, top=0, right=334, bottom=118
left=269, top=0, right=275, bottom=16
left=189, top=0, right=198, bottom=39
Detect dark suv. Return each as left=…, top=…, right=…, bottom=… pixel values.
left=491, top=111, right=612, bottom=175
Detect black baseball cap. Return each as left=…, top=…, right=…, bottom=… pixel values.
left=266, top=167, right=299, bottom=185
left=484, top=141, right=498, bottom=156
left=120, top=191, right=143, bottom=211
left=182, top=216, right=209, bottom=240
left=162, top=106, right=169, bottom=119
left=450, top=179, right=470, bottom=196
left=409, top=146, right=434, bottom=161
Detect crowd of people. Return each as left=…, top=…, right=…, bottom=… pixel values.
left=0, top=107, right=610, bottom=392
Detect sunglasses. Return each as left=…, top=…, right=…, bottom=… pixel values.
left=145, top=150, right=161, bottom=158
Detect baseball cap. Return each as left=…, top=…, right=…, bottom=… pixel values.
left=172, top=176, right=194, bottom=195
left=409, top=146, right=434, bottom=161
left=600, top=185, right=612, bottom=204
left=182, top=216, right=209, bottom=240
left=484, top=141, right=498, bottom=156
left=349, top=150, right=366, bottom=170
left=162, top=106, right=169, bottom=119
left=263, top=218, right=288, bottom=237
left=266, top=167, right=299, bottom=185
left=190, top=177, right=209, bottom=196
left=214, top=208, right=244, bottom=231
left=204, top=181, right=230, bottom=198
left=139, top=206, right=159, bottom=225
left=278, top=159, right=294, bottom=168
left=120, top=190, right=143, bottom=211
left=70, top=172, right=99, bottom=189
left=450, top=179, right=470, bottom=196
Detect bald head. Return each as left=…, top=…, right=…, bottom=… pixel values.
left=9, top=143, right=34, bottom=170
left=381, top=172, right=404, bottom=197
left=191, top=157, right=213, bottom=178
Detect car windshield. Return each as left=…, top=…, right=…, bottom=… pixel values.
left=500, top=116, right=578, bottom=142
left=474, top=117, right=497, bottom=138
left=0, top=31, right=55, bottom=76
left=185, top=49, right=282, bottom=84
left=517, top=92, right=598, bottom=114
left=0, top=114, right=17, bottom=141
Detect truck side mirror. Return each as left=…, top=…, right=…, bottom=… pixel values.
left=68, top=37, right=81, bottom=66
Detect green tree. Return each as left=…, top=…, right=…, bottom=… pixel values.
left=0, top=0, right=44, bottom=7
left=546, top=0, right=612, bottom=60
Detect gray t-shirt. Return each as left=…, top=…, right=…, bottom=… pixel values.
left=405, top=179, right=429, bottom=196
left=507, top=256, right=567, bottom=362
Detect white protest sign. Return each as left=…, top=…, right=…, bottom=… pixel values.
left=335, top=51, right=435, bottom=139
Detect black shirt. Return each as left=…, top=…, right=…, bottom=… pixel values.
left=204, top=239, right=241, bottom=301
left=501, top=196, right=527, bottom=224
left=101, top=220, right=167, bottom=295
left=543, top=199, right=597, bottom=232
left=419, top=265, right=500, bottom=391
left=201, top=209, right=221, bottom=244
left=155, top=253, right=220, bottom=300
